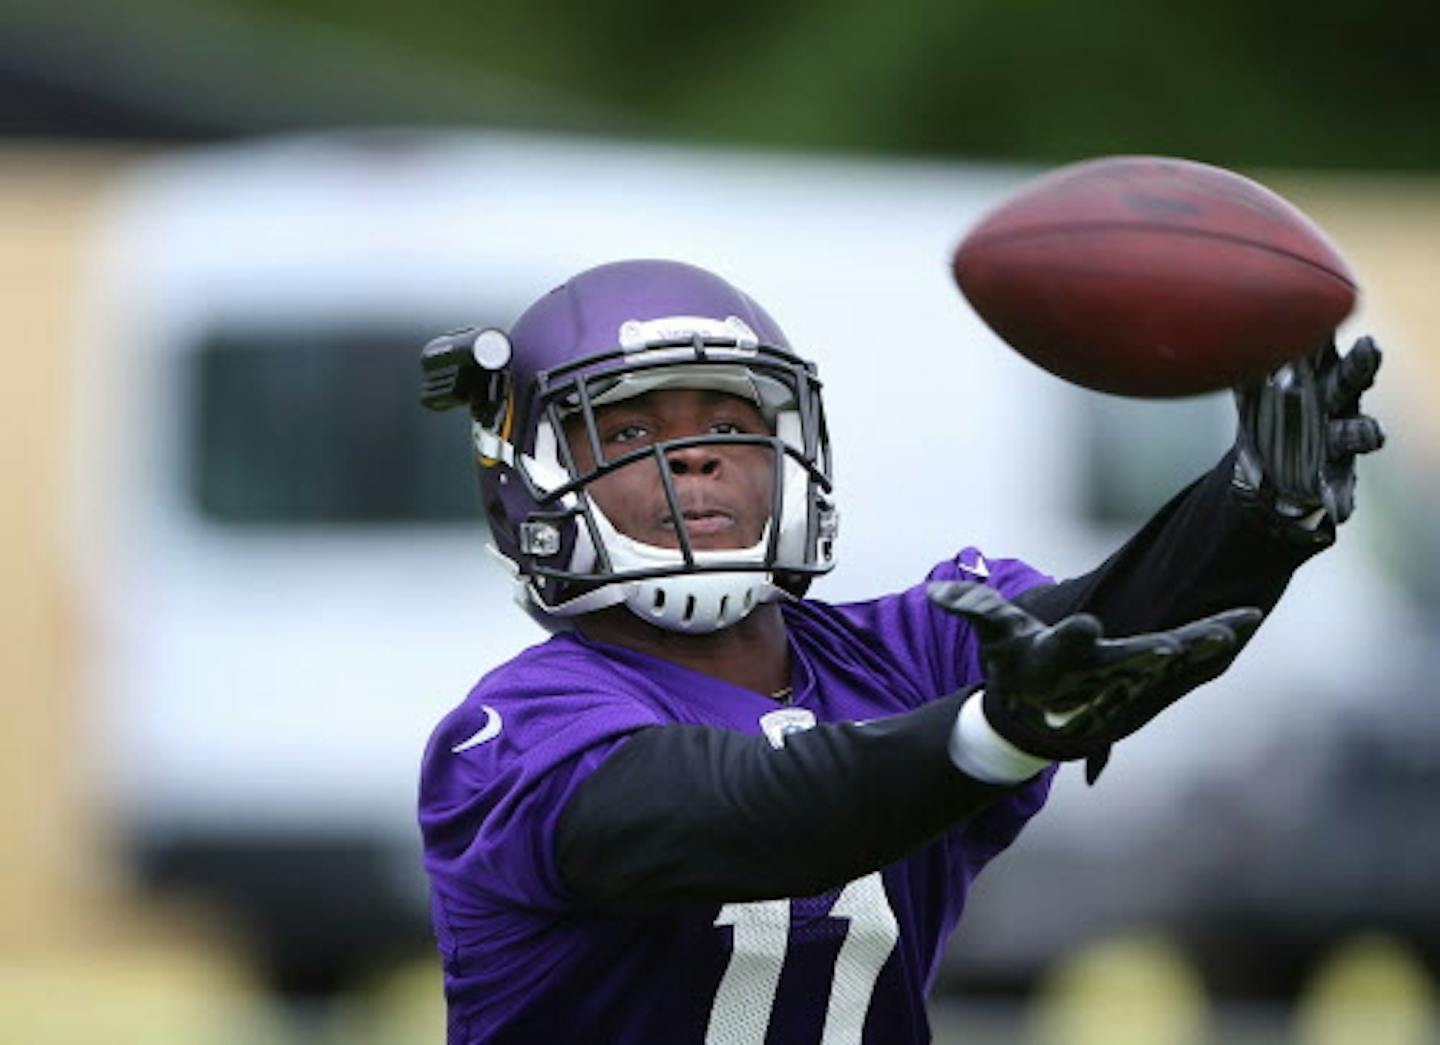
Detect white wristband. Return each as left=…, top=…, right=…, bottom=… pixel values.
left=948, top=691, right=1053, bottom=785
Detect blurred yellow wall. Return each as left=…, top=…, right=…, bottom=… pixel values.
left=1277, top=174, right=1440, bottom=456
left=0, top=145, right=141, bottom=951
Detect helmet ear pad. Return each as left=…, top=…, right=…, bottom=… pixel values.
left=477, top=419, right=593, bottom=619
left=773, top=409, right=811, bottom=563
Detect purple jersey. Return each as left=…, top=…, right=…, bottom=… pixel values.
left=420, top=549, right=1054, bottom=1043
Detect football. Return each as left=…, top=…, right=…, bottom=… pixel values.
left=952, top=156, right=1358, bottom=397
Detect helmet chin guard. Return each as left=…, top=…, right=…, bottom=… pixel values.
left=534, top=529, right=786, bottom=634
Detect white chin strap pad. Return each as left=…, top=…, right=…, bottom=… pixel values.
left=526, top=566, right=783, bottom=634
left=624, top=571, right=782, bottom=633
left=538, top=509, right=785, bottom=633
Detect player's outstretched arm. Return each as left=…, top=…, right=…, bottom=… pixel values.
left=928, top=581, right=1261, bottom=783
left=555, top=692, right=1018, bottom=912
left=1013, top=335, right=1385, bottom=643
left=1232, top=334, right=1385, bottom=541
left=557, top=589, right=1258, bottom=913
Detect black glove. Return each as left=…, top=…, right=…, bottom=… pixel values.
left=1232, top=335, right=1385, bottom=541
left=928, top=581, right=1262, bottom=783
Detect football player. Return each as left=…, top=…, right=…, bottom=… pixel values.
left=417, top=259, right=1383, bottom=1044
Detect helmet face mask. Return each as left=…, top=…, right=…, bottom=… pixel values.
left=448, top=260, right=838, bottom=633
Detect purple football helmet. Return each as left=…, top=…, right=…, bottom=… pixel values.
left=422, top=260, right=837, bottom=632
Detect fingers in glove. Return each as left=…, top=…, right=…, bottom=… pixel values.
left=1310, top=338, right=1341, bottom=372
left=1165, top=624, right=1236, bottom=661
left=1180, top=606, right=1263, bottom=644
left=1324, top=472, right=1358, bottom=525
left=1030, top=614, right=1103, bottom=676
left=1328, top=415, right=1386, bottom=458
left=926, top=581, right=1037, bottom=643
left=1325, top=335, right=1383, bottom=414
left=1093, top=631, right=1183, bottom=674
left=1165, top=607, right=1261, bottom=660
left=1097, top=606, right=1260, bottom=673
left=1257, top=365, right=1327, bottom=497
left=1141, top=611, right=1262, bottom=691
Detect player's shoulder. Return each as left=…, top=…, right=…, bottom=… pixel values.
left=422, top=632, right=660, bottom=773
left=793, top=546, right=1050, bottom=626
left=780, top=546, right=1051, bottom=703
left=468, top=630, right=637, bottom=701
left=790, top=546, right=1050, bottom=654
left=927, top=546, right=1053, bottom=599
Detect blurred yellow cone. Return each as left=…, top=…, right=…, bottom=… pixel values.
left=1028, top=932, right=1209, bottom=1045
left=0, top=941, right=278, bottom=1045
left=1294, top=933, right=1438, bottom=1045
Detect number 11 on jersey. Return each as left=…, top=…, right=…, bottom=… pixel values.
left=706, top=871, right=900, bottom=1045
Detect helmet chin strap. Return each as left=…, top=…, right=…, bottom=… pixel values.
left=626, top=569, right=785, bottom=633
left=536, top=570, right=786, bottom=634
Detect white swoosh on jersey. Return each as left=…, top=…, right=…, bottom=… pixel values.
left=452, top=705, right=503, bottom=752
left=960, top=553, right=990, bottom=578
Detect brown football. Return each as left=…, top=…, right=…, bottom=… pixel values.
left=952, top=156, right=1357, bottom=397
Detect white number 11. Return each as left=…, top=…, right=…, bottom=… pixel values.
left=705, top=871, right=900, bottom=1045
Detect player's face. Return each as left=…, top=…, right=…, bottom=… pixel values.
left=564, top=388, right=774, bottom=551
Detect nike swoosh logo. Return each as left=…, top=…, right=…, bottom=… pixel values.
left=1044, top=706, right=1087, bottom=729
left=960, top=553, right=990, bottom=579
left=452, top=705, right=503, bottom=752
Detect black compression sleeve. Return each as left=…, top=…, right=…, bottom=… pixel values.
left=1014, top=450, right=1325, bottom=631
left=556, top=690, right=1014, bottom=913
left=1009, top=451, right=1328, bottom=779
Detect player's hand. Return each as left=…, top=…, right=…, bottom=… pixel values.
left=1232, top=335, right=1385, bottom=538
left=928, top=581, right=1262, bottom=782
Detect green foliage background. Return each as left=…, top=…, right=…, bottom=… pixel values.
left=230, top=0, right=1440, bottom=170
